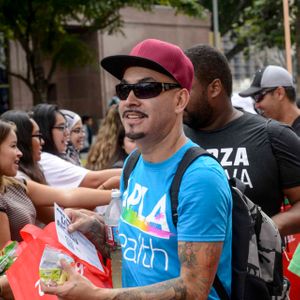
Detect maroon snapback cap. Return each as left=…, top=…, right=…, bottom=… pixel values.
left=101, top=39, right=194, bottom=91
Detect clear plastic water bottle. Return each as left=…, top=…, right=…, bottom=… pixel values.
left=104, top=189, right=122, bottom=287
left=104, top=189, right=121, bottom=249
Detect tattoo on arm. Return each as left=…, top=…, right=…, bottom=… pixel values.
left=102, top=242, right=221, bottom=299
left=178, top=241, right=222, bottom=299
left=178, top=242, right=200, bottom=268
left=85, top=217, right=110, bottom=259
left=112, top=278, right=187, bottom=299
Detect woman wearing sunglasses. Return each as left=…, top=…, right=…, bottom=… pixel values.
left=32, top=104, right=120, bottom=189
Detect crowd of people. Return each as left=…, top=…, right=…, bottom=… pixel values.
left=0, top=37, right=299, bottom=299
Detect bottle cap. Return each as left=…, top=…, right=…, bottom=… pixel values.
left=112, top=189, right=121, bottom=199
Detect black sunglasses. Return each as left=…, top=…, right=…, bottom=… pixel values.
left=115, top=82, right=181, bottom=100
left=252, top=88, right=277, bottom=103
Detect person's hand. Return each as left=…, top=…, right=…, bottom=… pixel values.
left=65, top=209, right=110, bottom=259
left=41, top=259, right=98, bottom=300
left=0, top=275, right=14, bottom=300
left=65, top=208, right=100, bottom=234
left=98, top=176, right=120, bottom=190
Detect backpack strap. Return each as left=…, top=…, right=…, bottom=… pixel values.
left=213, top=275, right=230, bottom=300
left=123, top=150, right=141, bottom=190
left=229, top=177, right=246, bottom=194
left=170, top=146, right=212, bottom=226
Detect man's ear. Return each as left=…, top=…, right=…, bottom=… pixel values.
left=175, top=89, right=189, bottom=113
left=208, top=79, right=222, bottom=98
left=276, top=86, right=286, bottom=101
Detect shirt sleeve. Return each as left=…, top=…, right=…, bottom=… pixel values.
left=39, top=153, right=89, bottom=188
left=267, top=120, right=300, bottom=188
left=177, top=156, right=232, bottom=242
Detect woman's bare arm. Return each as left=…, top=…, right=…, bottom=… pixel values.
left=26, top=180, right=112, bottom=209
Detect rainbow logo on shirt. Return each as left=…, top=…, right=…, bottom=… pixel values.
left=121, top=207, right=173, bottom=239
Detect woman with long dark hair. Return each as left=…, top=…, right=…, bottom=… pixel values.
left=1, top=110, right=46, bottom=184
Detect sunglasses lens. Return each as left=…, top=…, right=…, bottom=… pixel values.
left=253, top=88, right=276, bottom=103
left=116, top=84, right=131, bottom=100
left=134, top=83, right=162, bottom=99
left=253, top=94, right=263, bottom=103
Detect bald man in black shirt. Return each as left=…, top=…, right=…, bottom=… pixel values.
left=184, top=45, right=300, bottom=237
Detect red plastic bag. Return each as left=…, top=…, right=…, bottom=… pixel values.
left=6, top=222, right=112, bottom=300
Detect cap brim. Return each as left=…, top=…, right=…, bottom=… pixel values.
left=239, top=86, right=264, bottom=97
left=100, top=55, right=175, bottom=81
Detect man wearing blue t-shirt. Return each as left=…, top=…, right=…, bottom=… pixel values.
left=43, top=39, right=232, bottom=300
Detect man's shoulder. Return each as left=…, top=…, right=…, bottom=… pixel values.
left=180, top=142, right=226, bottom=170
left=292, top=115, right=300, bottom=136
left=184, top=113, right=267, bottom=145
left=226, top=112, right=267, bottom=129
left=182, top=148, right=229, bottom=188
left=218, top=114, right=300, bottom=152
left=231, top=114, right=299, bottom=145
left=265, top=118, right=299, bottom=139
left=185, top=112, right=294, bottom=136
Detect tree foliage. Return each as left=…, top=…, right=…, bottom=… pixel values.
left=200, top=0, right=298, bottom=62
left=200, top=0, right=300, bottom=89
left=0, top=0, right=204, bottom=104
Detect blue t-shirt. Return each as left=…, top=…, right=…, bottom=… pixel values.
left=119, top=140, right=232, bottom=299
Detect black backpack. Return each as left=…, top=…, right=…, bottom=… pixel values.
left=123, top=147, right=289, bottom=300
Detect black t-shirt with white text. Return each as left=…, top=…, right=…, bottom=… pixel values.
left=185, top=112, right=300, bottom=217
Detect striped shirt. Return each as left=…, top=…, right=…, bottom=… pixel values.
left=0, top=182, right=36, bottom=241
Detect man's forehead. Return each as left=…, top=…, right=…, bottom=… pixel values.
left=122, top=66, right=176, bottom=83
